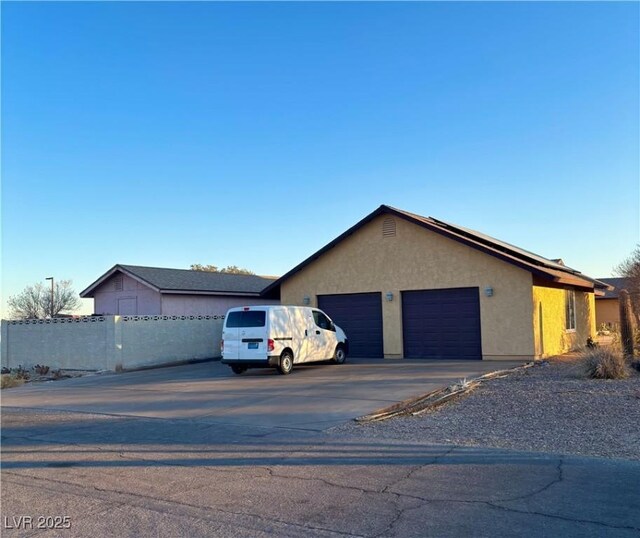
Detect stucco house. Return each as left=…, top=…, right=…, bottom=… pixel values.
left=81, top=265, right=279, bottom=316
left=262, top=205, right=610, bottom=360
left=595, top=277, right=628, bottom=330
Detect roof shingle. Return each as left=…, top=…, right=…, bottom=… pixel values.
left=81, top=265, right=276, bottom=297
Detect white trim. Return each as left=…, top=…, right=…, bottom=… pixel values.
left=80, top=266, right=161, bottom=297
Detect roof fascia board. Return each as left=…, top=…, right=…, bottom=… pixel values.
left=382, top=207, right=556, bottom=280
left=80, top=265, right=161, bottom=297
left=261, top=206, right=387, bottom=296
left=532, top=275, right=596, bottom=292
left=80, top=266, right=120, bottom=297
left=116, top=267, right=162, bottom=293
left=160, top=290, right=262, bottom=297
left=264, top=204, right=601, bottom=295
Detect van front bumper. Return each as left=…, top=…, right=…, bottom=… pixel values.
left=221, top=356, right=280, bottom=368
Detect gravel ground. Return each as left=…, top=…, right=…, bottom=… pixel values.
left=334, top=357, right=640, bottom=461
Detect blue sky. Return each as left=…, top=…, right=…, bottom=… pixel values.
left=2, top=1, right=638, bottom=316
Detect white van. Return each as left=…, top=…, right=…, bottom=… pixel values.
left=220, top=305, right=348, bottom=375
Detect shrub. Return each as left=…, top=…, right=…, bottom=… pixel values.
left=581, top=347, right=629, bottom=380
left=1, top=374, right=25, bottom=389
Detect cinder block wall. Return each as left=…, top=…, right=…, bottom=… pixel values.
left=1, top=316, right=223, bottom=371
left=118, top=316, right=223, bottom=369
left=1, top=317, right=111, bottom=370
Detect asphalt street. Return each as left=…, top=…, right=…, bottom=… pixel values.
left=2, top=359, right=639, bottom=537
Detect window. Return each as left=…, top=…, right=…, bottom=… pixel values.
left=312, top=311, right=334, bottom=331
left=565, top=290, right=576, bottom=331
left=226, top=311, right=266, bottom=328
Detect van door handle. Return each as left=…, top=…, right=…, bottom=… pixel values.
left=305, top=329, right=308, bottom=337
left=315, top=330, right=321, bottom=335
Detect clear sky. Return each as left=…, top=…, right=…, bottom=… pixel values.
left=2, top=1, right=638, bottom=316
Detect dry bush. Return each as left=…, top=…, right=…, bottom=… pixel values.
left=34, top=364, right=50, bottom=375
left=581, top=347, right=630, bottom=380
left=1, top=374, right=25, bottom=389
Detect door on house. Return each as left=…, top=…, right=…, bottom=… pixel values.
left=117, top=297, right=137, bottom=315
left=402, top=287, right=482, bottom=360
left=317, top=292, right=384, bottom=358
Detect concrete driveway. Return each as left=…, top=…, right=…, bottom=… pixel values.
left=1, top=358, right=523, bottom=430
left=3, top=358, right=639, bottom=537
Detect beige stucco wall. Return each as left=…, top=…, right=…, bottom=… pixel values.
left=0, top=316, right=223, bottom=371
left=280, top=215, right=536, bottom=359
left=532, top=286, right=595, bottom=358
left=595, top=298, right=620, bottom=329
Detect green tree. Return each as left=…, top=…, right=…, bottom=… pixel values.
left=190, top=264, right=254, bottom=275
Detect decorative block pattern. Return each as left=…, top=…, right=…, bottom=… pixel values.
left=1, top=315, right=223, bottom=371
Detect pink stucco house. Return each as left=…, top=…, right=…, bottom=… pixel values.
left=80, top=264, right=279, bottom=316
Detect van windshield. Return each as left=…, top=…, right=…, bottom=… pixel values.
left=226, top=311, right=266, bottom=328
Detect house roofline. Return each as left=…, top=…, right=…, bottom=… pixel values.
left=81, top=265, right=271, bottom=298
left=261, top=205, right=608, bottom=296
left=80, top=265, right=162, bottom=298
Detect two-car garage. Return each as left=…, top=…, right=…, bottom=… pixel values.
left=264, top=205, right=604, bottom=361
left=317, top=288, right=482, bottom=360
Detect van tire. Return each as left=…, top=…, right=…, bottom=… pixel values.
left=333, top=345, right=347, bottom=364
left=278, top=351, right=293, bottom=375
left=231, top=365, right=246, bottom=375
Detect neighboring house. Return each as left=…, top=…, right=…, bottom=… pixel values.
left=262, top=205, right=610, bottom=360
left=595, top=277, right=628, bottom=330
left=81, top=265, right=279, bottom=316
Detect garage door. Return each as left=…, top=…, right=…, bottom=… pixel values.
left=317, top=293, right=383, bottom=358
left=402, top=287, right=482, bottom=360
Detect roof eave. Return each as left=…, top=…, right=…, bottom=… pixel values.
left=80, top=265, right=161, bottom=297
left=262, top=204, right=601, bottom=294
left=261, top=205, right=389, bottom=296
left=160, top=289, right=264, bottom=297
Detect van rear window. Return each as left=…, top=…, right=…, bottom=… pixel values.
left=226, top=311, right=266, bottom=328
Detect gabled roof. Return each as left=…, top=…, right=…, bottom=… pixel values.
left=595, top=278, right=629, bottom=300
left=261, top=205, right=611, bottom=297
left=80, top=264, right=277, bottom=298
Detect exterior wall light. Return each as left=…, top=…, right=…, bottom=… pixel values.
left=484, top=287, right=494, bottom=297
left=303, top=295, right=310, bottom=305
left=385, top=292, right=394, bottom=302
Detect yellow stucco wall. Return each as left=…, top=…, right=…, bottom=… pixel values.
left=595, top=298, right=620, bottom=329
left=532, top=286, right=596, bottom=358
left=280, top=215, right=536, bottom=359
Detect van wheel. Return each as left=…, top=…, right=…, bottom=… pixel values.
left=231, top=365, right=246, bottom=375
left=333, top=345, right=347, bottom=364
left=278, top=351, right=293, bottom=375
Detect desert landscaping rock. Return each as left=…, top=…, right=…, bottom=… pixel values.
left=335, top=358, right=640, bottom=461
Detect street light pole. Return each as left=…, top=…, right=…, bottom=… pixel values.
left=45, top=277, right=54, bottom=318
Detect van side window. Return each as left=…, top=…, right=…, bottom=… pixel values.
left=312, top=311, right=334, bottom=331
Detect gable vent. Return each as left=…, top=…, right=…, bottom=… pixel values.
left=382, top=217, right=396, bottom=237
left=114, top=276, right=123, bottom=291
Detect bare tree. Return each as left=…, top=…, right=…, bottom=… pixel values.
left=190, top=264, right=254, bottom=275
left=615, top=245, right=640, bottom=323
left=7, top=280, right=81, bottom=319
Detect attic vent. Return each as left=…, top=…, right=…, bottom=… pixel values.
left=382, top=217, right=396, bottom=237
left=114, top=276, right=123, bottom=291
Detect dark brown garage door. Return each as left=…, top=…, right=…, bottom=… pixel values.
left=317, top=293, right=383, bottom=358
left=402, top=287, right=482, bottom=360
